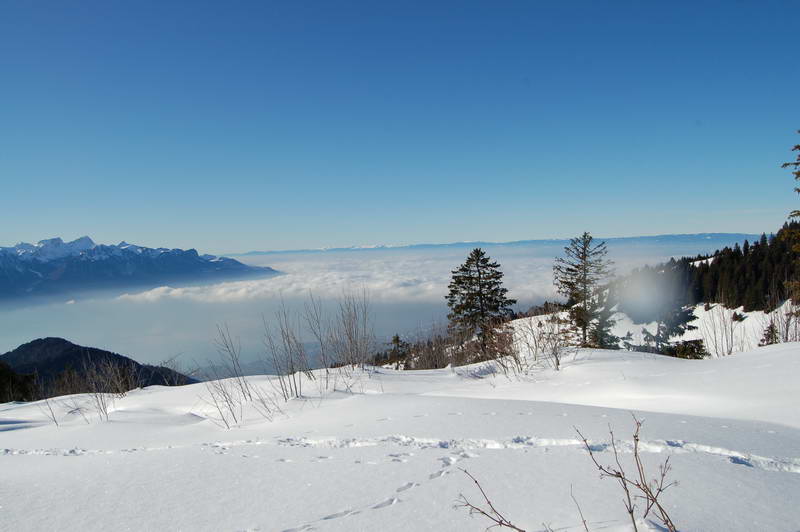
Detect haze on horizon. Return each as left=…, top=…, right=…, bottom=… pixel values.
left=1, top=2, right=798, bottom=254
left=0, top=233, right=759, bottom=365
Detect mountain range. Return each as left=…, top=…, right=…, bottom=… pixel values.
left=0, top=237, right=276, bottom=301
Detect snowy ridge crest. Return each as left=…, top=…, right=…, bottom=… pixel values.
left=0, top=236, right=207, bottom=263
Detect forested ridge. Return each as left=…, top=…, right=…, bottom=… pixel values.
left=615, top=221, right=799, bottom=323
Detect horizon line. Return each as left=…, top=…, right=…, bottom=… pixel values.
left=231, top=231, right=765, bottom=257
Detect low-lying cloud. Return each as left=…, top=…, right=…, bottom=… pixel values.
left=2, top=238, right=751, bottom=365
left=117, top=249, right=561, bottom=307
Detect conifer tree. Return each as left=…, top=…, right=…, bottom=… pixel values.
left=446, top=248, right=516, bottom=356
left=759, top=322, right=779, bottom=346
left=553, top=232, right=613, bottom=347
left=589, top=289, right=620, bottom=349
left=784, top=129, right=800, bottom=219
left=642, top=306, right=697, bottom=353
left=782, top=130, right=800, bottom=303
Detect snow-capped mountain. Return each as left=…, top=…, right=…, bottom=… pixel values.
left=0, top=237, right=276, bottom=301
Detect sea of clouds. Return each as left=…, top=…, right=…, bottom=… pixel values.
left=0, top=237, right=752, bottom=366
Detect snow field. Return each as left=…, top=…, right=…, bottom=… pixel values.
left=2, top=344, right=800, bottom=531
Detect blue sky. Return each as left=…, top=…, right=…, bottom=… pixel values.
left=1, top=1, right=798, bottom=254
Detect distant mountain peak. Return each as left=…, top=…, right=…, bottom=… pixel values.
left=2, top=236, right=98, bottom=262
left=0, top=237, right=277, bottom=302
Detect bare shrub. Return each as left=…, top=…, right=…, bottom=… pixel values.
left=330, top=289, right=374, bottom=368
left=262, top=301, right=314, bottom=400
left=576, top=416, right=678, bottom=532
left=201, top=376, right=241, bottom=429
left=83, top=367, right=112, bottom=421
left=251, top=384, right=284, bottom=422
left=515, top=302, right=574, bottom=371
left=536, top=310, right=574, bottom=371
left=215, top=324, right=252, bottom=401
left=476, top=323, right=520, bottom=377
left=328, top=289, right=375, bottom=393
left=408, top=322, right=454, bottom=370
left=37, top=396, right=60, bottom=427
left=701, top=302, right=745, bottom=357
left=81, top=356, right=141, bottom=421
left=456, top=417, right=679, bottom=532
left=303, top=293, right=333, bottom=391
left=63, top=396, right=91, bottom=424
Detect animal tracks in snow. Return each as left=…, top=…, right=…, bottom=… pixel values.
left=271, top=434, right=800, bottom=474
left=372, top=497, right=399, bottom=509
left=5, top=434, right=800, bottom=475
left=322, top=509, right=358, bottom=520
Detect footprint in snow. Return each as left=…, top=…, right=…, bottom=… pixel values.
left=439, top=456, right=459, bottom=467
left=276, top=458, right=293, bottom=463
left=372, top=497, right=399, bottom=509
left=729, top=456, right=754, bottom=467
left=322, top=509, right=357, bottom=520
left=448, top=412, right=463, bottom=416
left=396, top=482, right=418, bottom=492
left=429, top=470, right=447, bottom=479
left=413, top=414, right=429, bottom=418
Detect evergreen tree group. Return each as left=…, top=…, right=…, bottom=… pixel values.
left=614, top=222, right=799, bottom=322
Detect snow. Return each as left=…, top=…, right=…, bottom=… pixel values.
left=2, top=344, right=800, bottom=531
left=515, top=300, right=799, bottom=359
left=0, top=237, right=197, bottom=263
left=0, top=236, right=97, bottom=261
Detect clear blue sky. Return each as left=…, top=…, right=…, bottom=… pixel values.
left=1, top=1, right=798, bottom=254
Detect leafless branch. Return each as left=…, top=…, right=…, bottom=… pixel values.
left=455, top=468, right=527, bottom=532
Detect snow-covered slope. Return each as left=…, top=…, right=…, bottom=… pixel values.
left=2, top=344, right=799, bottom=531
left=514, top=300, right=800, bottom=359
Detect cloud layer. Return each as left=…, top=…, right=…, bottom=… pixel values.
left=117, top=249, right=560, bottom=306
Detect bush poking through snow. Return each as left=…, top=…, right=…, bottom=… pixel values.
left=457, top=416, right=679, bottom=532
left=575, top=416, right=678, bottom=532
left=456, top=468, right=527, bottom=532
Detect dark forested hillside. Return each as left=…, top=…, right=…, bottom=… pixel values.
left=0, top=338, right=196, bottom=399
left=614, top=222, right=799, bottom=322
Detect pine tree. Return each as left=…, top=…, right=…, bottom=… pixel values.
left=782, top=130, right=800, bottom=303
left=759, top=322, right=779, bottom=346
left=446, top=248, right=516, bottom=356
left=783, top=129, right=800, bottom=219
left=553, top=232, right=613, bottom=347
left=643, top=305, right=697, bottom=353
left=589, top=289, right=619, bottom=349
